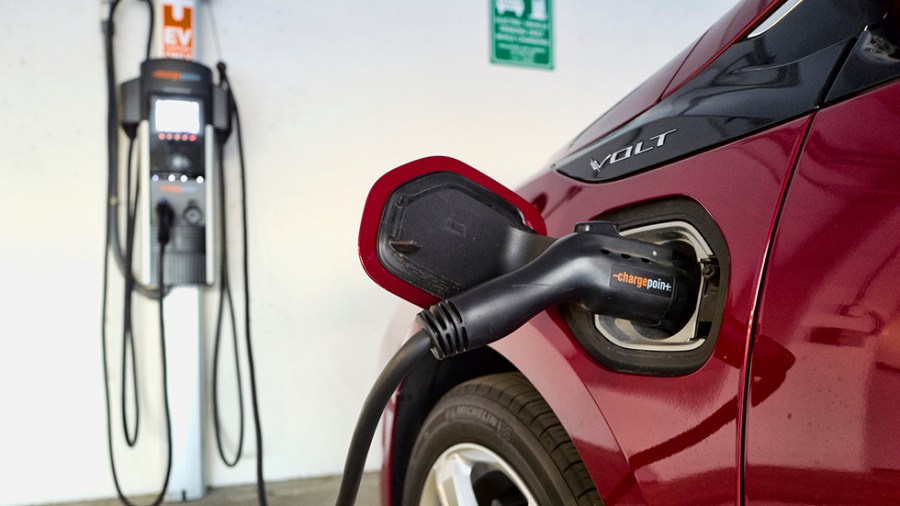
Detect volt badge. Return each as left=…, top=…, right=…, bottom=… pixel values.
left=590, top=128, right=676, bottom=173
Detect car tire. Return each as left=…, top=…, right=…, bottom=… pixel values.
left=402, top=372, right=602, bottom=505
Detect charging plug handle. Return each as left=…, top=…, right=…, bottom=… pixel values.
left=156, top=200, right=175, bottom=246
left=418, top=221, right=700, bottom=359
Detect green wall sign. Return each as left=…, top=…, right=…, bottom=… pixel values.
left=490, top=0, right=553, bottom=70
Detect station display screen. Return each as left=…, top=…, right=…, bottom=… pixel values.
left=153, top=98, right=201, bottom=134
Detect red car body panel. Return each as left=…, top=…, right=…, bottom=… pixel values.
left=561, top=43, right=695, bottom=159
left=492, top=116, right=812, bottom=504
left=662, top=0, right=777, bottom=99
left=745, top=81, right=900, bottom=504
left=561, top=0, right=780, bottom=161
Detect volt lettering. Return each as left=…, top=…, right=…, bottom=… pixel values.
left=590, top=128, right=677, bottom=173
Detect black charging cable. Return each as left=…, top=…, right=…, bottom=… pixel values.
left=99, top=199, right=175, bottom=506
left=201, top=0, right=246, bottom=469
left=335, top=331, right=433, bottom=506
left=103, top=0, right=157, bottom=449
left=212, top=62, right=269, bottom=505
left=122, top=137, right=141, bottom=447
left=100, top=3, right=180, bottom=505
left=211, top=120, right=245, bottom=467
left=154, top=199, right=177, bottom=499
left=103, top=0, right=158, bottom=297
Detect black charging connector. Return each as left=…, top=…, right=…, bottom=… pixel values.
left=213, top=62, right=234, bottom=144
left=156, top=200, right=175, bottom=246
left=418, top=222, right=699, bottom=359
left=336, top=221, right=701, bottom=505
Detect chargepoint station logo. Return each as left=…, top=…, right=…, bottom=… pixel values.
left=610, top=266, right=674, bottom=298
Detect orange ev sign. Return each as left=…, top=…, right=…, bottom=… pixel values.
left=162, top=3, right=194, bottom=60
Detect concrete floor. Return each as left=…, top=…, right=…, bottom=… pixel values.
left=49, top=473, right=379, bottom=506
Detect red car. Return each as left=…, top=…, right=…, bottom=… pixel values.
left=356, top=0, right=900, bottom=504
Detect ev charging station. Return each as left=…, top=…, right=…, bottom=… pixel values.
left=122, top=55, right=224, bottom=503
left=100, top=1, right=265, bottom=503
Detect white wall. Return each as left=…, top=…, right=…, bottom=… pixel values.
left=0, top=1, right=736, bottom=504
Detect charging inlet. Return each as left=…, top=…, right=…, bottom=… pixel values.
left=595, top=220, right=716, bottom=352
left=562, top=199, right=729, bottom=376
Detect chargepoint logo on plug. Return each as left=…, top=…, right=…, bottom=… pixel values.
left=610, top=266, right=674, bottom=298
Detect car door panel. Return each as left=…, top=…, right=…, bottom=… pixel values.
left=745, top=80, right=900, bottom=504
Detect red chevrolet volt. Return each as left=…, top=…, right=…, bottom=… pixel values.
left=358, top=0, right=900, bottom=503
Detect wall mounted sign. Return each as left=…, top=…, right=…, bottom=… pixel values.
left=490, top=0, right=553, bottom=70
